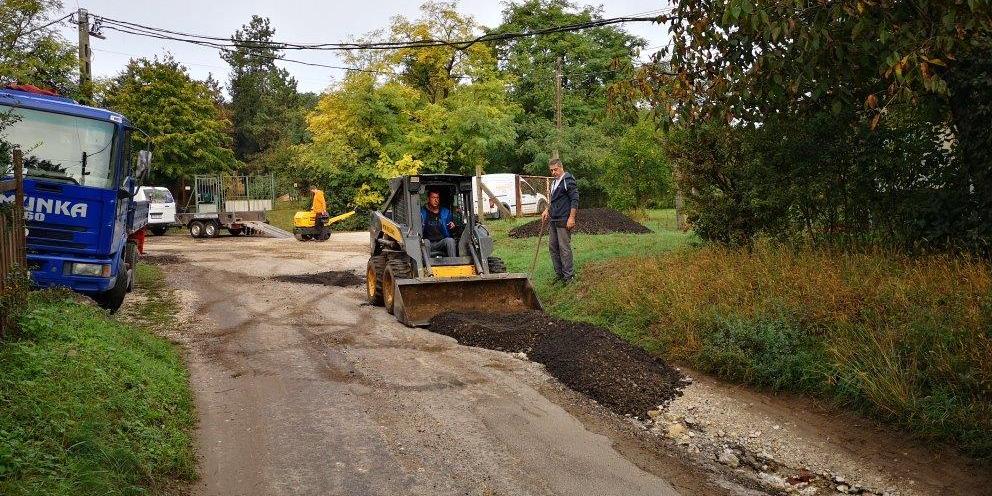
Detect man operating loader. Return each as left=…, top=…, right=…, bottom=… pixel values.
left=421, top=189, right=457, bottom=257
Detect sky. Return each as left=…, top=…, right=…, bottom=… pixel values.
left=53, top=0, right=672, bottom=94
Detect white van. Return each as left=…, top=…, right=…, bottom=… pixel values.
left=135, top=186, right=176, bottom=235
left=471, top=173, right=549, bottom=219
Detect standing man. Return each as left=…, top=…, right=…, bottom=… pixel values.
left=541, top=158, right=578, bottom=283
left=310, top=186, right=328, bottom=229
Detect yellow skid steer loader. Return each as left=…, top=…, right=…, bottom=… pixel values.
left=366, top=175, right=542, bottom=326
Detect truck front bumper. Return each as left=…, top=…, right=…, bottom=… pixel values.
left=28, top=253, right=116, bottom=294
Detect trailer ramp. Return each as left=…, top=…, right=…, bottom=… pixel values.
left=243, top=221, right=295, bottom=239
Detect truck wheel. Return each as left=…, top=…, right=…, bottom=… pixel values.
left=150, top=225, right=168, bottom=236
left=189, top=221, right=205, bottom=238
left=366, top=255, right=386, bottom=306
left=204, top=221, right=219, bottom=238
left=487, top=256, right=507, bottom=274
left=94, top=269, right=128, bottom=314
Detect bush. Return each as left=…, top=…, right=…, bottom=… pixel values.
left=578, top=243, right=992, bottom=456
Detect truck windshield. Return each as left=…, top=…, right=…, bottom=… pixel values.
left=0, top=105, right=116, bottom=189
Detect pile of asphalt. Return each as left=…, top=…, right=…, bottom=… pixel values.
left=272, top=271, right=363, bottom=287
left=508, top=208, right=652, bottom=238
left=429, top=310, right=686, bottom=417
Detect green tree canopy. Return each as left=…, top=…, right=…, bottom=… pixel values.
left=101, top=55, right=239, bottom=185
left=0, top=0, right=77, bottom=94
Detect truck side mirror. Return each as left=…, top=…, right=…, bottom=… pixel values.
left=135, top=150, right=152, bottom=183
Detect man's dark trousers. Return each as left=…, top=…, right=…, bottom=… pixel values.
left=549, top=220, right=573, bottom=281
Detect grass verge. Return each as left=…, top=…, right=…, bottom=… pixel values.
left=491, top=210, right=992, bottom=457
left=0, top=263, right=196, bottom=495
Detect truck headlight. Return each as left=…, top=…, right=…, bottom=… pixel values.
left=69, top=263, right=111, bottom=277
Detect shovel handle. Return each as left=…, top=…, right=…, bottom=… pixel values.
left=529, top=217, right=547, bottom=274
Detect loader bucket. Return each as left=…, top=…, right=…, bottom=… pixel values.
left=392, top=273, right=543, bottom=327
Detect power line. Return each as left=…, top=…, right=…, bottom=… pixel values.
left=19, top=12, right=73, bottom=36
left=92, top=12, right=674, bottom=52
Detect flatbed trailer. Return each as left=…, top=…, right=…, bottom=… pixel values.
left=176, top=174, right=288, bottom=238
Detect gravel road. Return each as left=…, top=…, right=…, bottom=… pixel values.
left=145, top=233, right=742, bottom=496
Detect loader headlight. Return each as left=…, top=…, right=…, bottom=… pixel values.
left=69, top=263, right=111, bottom=277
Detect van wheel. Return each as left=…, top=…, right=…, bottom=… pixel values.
left=189, top=221, right=205, bottom=238
left=150, top=225, right=168, bottom=236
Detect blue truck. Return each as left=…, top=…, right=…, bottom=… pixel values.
left=1, top=85, right=151, bottom=312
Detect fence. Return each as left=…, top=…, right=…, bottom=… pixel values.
left=1, top=148, right=26, bottom=292
left=187, top=174, right=275, bottom=214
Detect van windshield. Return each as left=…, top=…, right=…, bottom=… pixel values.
left=1, top=105, right=117, bottom=189
left=146, top=188, right=174, bottom=203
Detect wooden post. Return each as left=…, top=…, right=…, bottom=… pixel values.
left=674, top=190, right=685, bottom=230
left=514, top=175, right=523, bottom=217
left=553, top=56, right=562, bottom=160
left=77, top=9, right=92, bottom=103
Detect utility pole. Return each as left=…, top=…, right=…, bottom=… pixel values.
left=77, top=8, right=92, bottom=103
left=552, top=56, right=562, bottom=160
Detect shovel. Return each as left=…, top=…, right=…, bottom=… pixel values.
left=529, top=216, right=548, bottom=274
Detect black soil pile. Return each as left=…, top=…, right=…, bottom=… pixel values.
left=430, top=310, right=686, bottom=417
left=141, top=253, right=186, bottom=265
left=272, top=271, right=363, bottom=287
left=508, top=208, right=652, bottom=238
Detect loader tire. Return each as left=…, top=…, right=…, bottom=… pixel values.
left=366, top=255, right=387, bottom=306
left=383, top=258, right=414, bottom=315
left=487, top=256, right=507, bottom=274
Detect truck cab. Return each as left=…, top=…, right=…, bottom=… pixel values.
left=0, top=85, right=151, bottom=312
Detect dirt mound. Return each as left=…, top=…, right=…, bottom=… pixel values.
left=430, top=310, right=686, bottom=417
left=141, top=253, right=186, bottom=265
left=508, top=208, right=652, bottom=238
left=272, top=271, right=363, bottom=287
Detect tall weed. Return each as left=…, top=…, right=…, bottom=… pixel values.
left=577, top=242, right=992, bottom=456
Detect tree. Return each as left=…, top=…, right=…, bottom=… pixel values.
left=0, top=0, right=77, bottom=94
left=222, top=16, right=305, bottom=163
left=491, top=0, right=647, bottom=205
left=647, top=0, right=992, bottom=252
left=605, top=117, right=673, bottom=211
left=101, top=55, right=239, bottom=186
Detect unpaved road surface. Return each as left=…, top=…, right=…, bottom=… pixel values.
left=146, top=233, right=742, bottom=496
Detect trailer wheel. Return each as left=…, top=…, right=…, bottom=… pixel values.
left=204, top=221, right=219, bottom=238
left=487, top=256, right=507, bottom=274
left=228, top=227, right=244, bottom=236
left=189, top=221, right=205, bottom=238
left=366, top=255, right=386, bottom=306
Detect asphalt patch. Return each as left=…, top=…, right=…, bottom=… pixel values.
left=272, top=271, right=364, bottom=287
left=508, top=208, right=652, bottom=238
left=430, top=310, right=686, bottom=417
